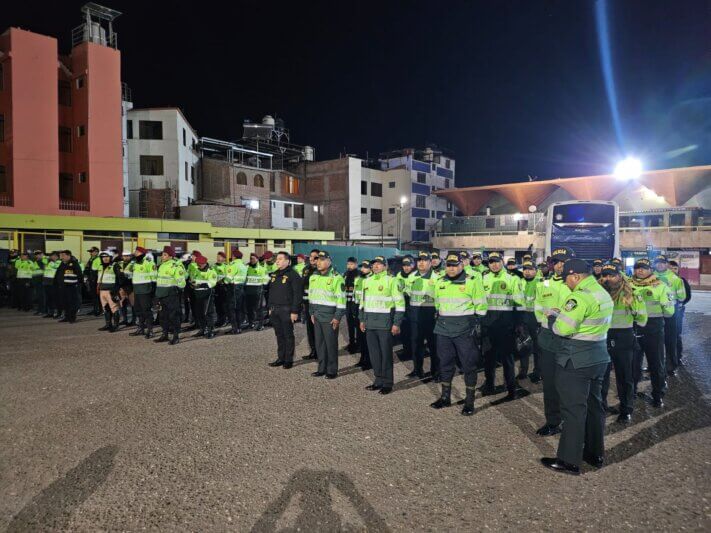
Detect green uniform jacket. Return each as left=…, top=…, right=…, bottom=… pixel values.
left=630, top=277, right=675, bottom=318
left=213, top=263, right=227, bottom=284
left=406, top=270, right=437, bottom=317
left=308, top=267, right=346, bottom=322
left=359, top=271, right=405, bottom=330
left=610, top=287, right=648, bottom=329
left=655, top=269, right=686, bottom=304
left=15, top=259, right=39, bottom=279
left=552, top=275, right=613, bottom=368
left=535, top=274, right=572, bottom=352
left=97, top=263, right=121, bottom=292
left=246, top=263, right=266, bottom=293
left=155, top=259, right=186, bottom=298
left=433, top=270, right=487, bottom=337
left=193, top=266, right=218, bottom=298
left=516, top=276, right=538, bottom=313
left=129, top=258, right=157, bottom=295
left=293, top=262, right=305, bottom=276
left=32, top=257, right=48, bottom=278
left=481, top=269, right=521, bottom=328
left=225, top=259, right=248, bottom=285
left=43, top=259, right=61, bottom=285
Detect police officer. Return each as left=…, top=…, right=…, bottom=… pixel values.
left=537, top=261, right=550, bottom=279
left=515, top=260, right=540, bottom=381
left=533, top=247, right=572, bottom=436
left=261, top=251, right=277, bottom=326
left=600, top=264, right=647, bottom=423
left=653, top=255, right=685, bottom=375
left=308, top=251, right=346, bottom=379
left=192, top=255, right=218, bottom=338
left=181, top=253, right=194, bottom=325
left=128, top=246, right=157, bottom=338
left=293, top=254, right=306, bottom=276
left=406, top=252, right=438, bottom=379
left=592, top=259, right=604, bottom=280
left=97, top=251, right=122, bottom=332
left=630, top=258, right=674, bottom=407
left=431, top=252, right=443, bottom=276
left=506, top=258, right=523, bottom=278
left=471, top=252, right=487, bottom=275
left=213, top=251, right=228, bottom=328
left=15, top=251, right=37, bottom=311
left=541, top=258, right=613, bottom=475
left=354, top=259, right=372, bottom=370
left=360, top=255, right=405, bottom=394
left=154, top=246, right=186, bottom=345
left=42, top=251, right=61, bottom=318
left=396, top=256, right=415, bottom=361
left=459, top=251, right=475, bottom=278
left=245, top=253, right=266, bottom=330
left=118, top=250, right=135, bottom=327
left=84, top=246, right=102, bottom=316
left=344, top=256, right=360, bottom=353
left=267, top=251, right=303, bottom=369
left=301, top=249, right=320, bottom=360
left=668, top=260, right=691, bottom=364
left=32, top=250, right=48, bottom=315
left=431, top=253, right=488, bottom=415
left=56, top=250, right=83, bottom=323
left=481, top=251, right=525, bottom=402
left=224, top=248, right=248, bottom=335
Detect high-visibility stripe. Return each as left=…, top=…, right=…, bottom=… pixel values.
left=556, top=313, right=579, bottom=328
left=570, top=332, right=607, bottom=341
left=581, top=316, right=611, bottom=326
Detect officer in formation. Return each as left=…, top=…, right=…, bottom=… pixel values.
left=404, top=251, right=439, bottom=379
left=154, top=246, right=186, bottom=345
left=354, top=259, right=372, bottom=370
left=127, top=246, right=157, bottom=338
left=41, top=251, right=61, bottom=318
left=395, top=256, right=415, bottom=361
left=245, top=253, right=266, bottom=330
left=83, top=246, right=102, bottom=316
left=668, top=259, right=692, bottom=364
left=301, top=249, right=321, bottom=360
left=96, top=250, right=122, bottom=332
left=118, top=250, right=135, bottom=327
left=431, top=252, right=443, bottom=275
left=652, top=255, right=686, bottom=375
left=56, top=250, right=83, bottom=323
left=343, top=257, right=360, bottom=354
left=267, top=251, right=303, bottom=369
left=14, top=251, right=39, bottom=311
left=516, top=260, right=540, bottom=382
left=191, top=255, right=218, bottom=338
left=223, top=249, right=248, bottom=335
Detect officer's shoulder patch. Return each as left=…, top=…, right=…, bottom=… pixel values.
left=635, top=293, right=643, bottom=302
left=564, top=298, right=578, bottom=312
left=500, top=282, right=506, bottom=290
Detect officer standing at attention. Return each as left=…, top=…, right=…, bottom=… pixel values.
left=56, top=250, right=83, bottom=323
left=541, top=258, right=613, bottom=475
left=600, top=264, right=647, bottom=423
left=406, top=252, right=438, bottom=379
left=97, top=251, right=122, bottom=333
left=42, top=251, right=61, bottom=318
left=652, top=255, right=685, bottom=375
left=430, top=252, right=443, bottom=276
left=154, top=246, right=186, bottom=345
left=592, top=259, right=604, bottom=280
left=629, top=258, right=674, bottom=407
left=668, top=260, right=691, bottom=364
left=308, top=251, right=346, bottom=379
left=223, top=249, right=248, bottom=335
left=15, top=251, right=38, bottom=311
left=267, top=251, right=303, bottom=369
left=481, top=251, right=525, bottom=402
left=354, top=260, right=372, bottom=370
left=430, top=253, right=488, bottom=415
left=32, top=250, right=48, bottom=315
left=515, top=260, right=540, bottom=381
left=293, top=253, right=306, bottom=276
left=360, top=255, right=405, bottom=394
left=84, top=246, right=102, bottom=316
left=396, top=256, right=416, bottom=361
left=191, top=255, right=218, bottom=338
left=506, top=258, right=523, bottom=278
left=459, top=251, right=475, bottom=278
left=301, top=249, right=320, bottom=360
left=245, top=253, right=266, bottom=330
left=213, top=251, right=228, bottom=328
left=344, top=257, right=360, bottom=354
left=128, top=246, right=156, bottom=338
left=471, top=252, right=487, bottom=275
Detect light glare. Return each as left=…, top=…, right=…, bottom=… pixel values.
left=614, top=157, right=642, bottom=180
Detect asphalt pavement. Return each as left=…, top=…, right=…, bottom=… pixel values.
left=1, top=296, right=709, bottom=531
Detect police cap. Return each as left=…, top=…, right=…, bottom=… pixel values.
left=562, top=258, right=590, bottom=277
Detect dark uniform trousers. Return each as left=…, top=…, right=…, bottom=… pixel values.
left=556, top=360, right=607, bottom=467
left=215, top=284, right=227, bottom=326
left=537, top=327, right=562, bottom=427
left=399, top=313, right=412, bottom=359
left=483, top=323, right=517, bottom=393
left=43, top=283, right=56, bottom=315
left=356, top=318, right=370, bottom=366
left=158, top=292, right=181, bottom=335
left=518, top=312, right=539, bottom=376
left=33, top=277, right=46, bottom=313
left=663, top=311, right=678, bottom=372
left=245, top=288, right=263, bottom=327
left=633, top=318, right=666, bottom=401
left=134, top=292, right=153, bottom=330
left=346, top=301, right=359, bottom=348
left=183, top=286, right=193, bottom=323
left=89, top=278, right=101, bottom=314
left=409, top=308, right=437, bottom=376
left=61, top=284, right=80, bottom=322
left=271, top=305, right=296, bottom=363
left=304, top=301, right=316, bottom=354
left=367, top=329, right=394, bottom=388
left=194, top=291, right=216, bottom=332
left=676, top=304, right=686, bottom=361
left=224, top=284, right=244, bottom=332
left=602, top=328, right=635, bottom=415
left=437, top=332, right=479, bottom=386
left=314, top=319, right=339, bottom=375
left=18, top=279, right=33, bottom=311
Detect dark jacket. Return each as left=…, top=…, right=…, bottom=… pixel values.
left=57, top=258, right=83, bottom=286
left=268, top=266, right=303, bottom=314
left=681, top=277, right=692, bottom=305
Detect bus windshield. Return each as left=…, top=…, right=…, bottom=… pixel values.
left=552, top=203, right=615, bottom=224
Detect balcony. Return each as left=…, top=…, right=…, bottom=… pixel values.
left=59, top=199, right=89, bottom=211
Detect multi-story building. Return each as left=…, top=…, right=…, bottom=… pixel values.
left=126, top=107, right=199, bottom=218
left=0, top=4, right=124, bottom=217
left=433, top=165, right=711, bottom=285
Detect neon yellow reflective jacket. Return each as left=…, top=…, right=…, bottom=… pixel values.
left=433, top=270, right=487, bottom=337
left=359, top=270, right=405, bottom=330
left=308, top=267, right=346, bottom=322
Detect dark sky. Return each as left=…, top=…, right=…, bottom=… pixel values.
left=3, top=0, right=710, bottom=186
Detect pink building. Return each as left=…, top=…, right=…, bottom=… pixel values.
left=0, top=4, right=123, bottom=216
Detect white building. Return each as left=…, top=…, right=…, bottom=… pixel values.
left=120, top=84, right=133, bottom=217
left=126, top=108, right=199, bottom=217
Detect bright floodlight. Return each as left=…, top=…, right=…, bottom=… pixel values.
left=400, top=195, right=408, bottom=205
left=614, top=157, right=642, bottom=180
left=249, top=200, right=259, bottom=209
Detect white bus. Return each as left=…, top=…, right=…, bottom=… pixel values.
left=545, top=201, right=620, bottom=262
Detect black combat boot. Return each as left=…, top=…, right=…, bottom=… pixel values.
left=144, top=328, right=153, bottom=339
left=206, top=328, right=216, bottom=339
left=169, top=332, right=180, bottom=345
left=462, top=386, right=475, bottom=416
left=129, top=327, right=145, bottom=336
left=98, top=310, right=112, bottom=331
left=430, top=384, right=452, bottom=409
left=109, top=311, right=121, bottom=332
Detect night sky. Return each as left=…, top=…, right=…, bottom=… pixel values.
left=3, top=0, right=709, bottom=186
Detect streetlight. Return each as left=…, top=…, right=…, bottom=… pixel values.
left=614, top=157, right=642, bottom=180
left=395, top=196, right=408, bottom=250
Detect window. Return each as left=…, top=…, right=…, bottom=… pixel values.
left=294, top=204, right=304, bottom=219
left=59, top=173, right=73, bottom=199
left=140, top=155, right=164, bottom=175
left=284, top=203, right=293, bottom=218
left=182, top=128, right=186, bottom=146
left=417, top=172, right=427, bottom=184
left=139, top=120, right=163, bottom=140
left=361, top=180, right=368, bottom=195
left=78, top=172, right=87, bottom=184
left=236, top=172, right=247, bottom=185
left=127, top=120, right=133, bottom=139
left=447, top=201, right=453, bottom=211
left=0, top=165, right=7, bottom=194
left=59, top=127, right=72, bottom=153
left=58, top=81, right=71, bottom=106
left=416, top=195, right=426, bottom=208
left=254, top=174, right=264, bottom=187
left=388, top=181, right=396, bottom=188
left=431, top=210, right=435, bottom=218
left=184, top=161, right=188, bottom=181
left=388, top=207, right=395, bottom=214
left=282, top=174, right=300, bottom=194
left=190, top=165, right=195, bottom=184
left=370, top=208, right=382, bottom=222
left=77, top=125, right=86, bottom=137
left=371, top=182, right=382, bottom=197
left=485, top=218, right=495, bottom=229
left=670, top=213, right=686, bottom=226
left=361, top=207, right=367, bottom=214
left=270, top=175, right=275, bottom=192
left=445, top=178, right=451, bottom=188
left=415, top=218, right=425, bottom=230
left=157, top=232, right=199, bottom=241
left=75, top=76, right=85, bottom=89
left=0, top=114, right=4, bottom=142
left=274, top=240, right=286, bottom=248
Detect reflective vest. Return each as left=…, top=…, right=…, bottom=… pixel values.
left=482, top=269, right=521, bottom=312
left=225, top=260, right=248, bottom=285
left=43, top=260, right=61, bottom=280
left=630, top=278, right=675, bottom=318
left=654, top=269, right=686, bottom=304
left=32, top=257, right=47, bottom=277
left=193, top=267, right=217, bottom=295
left=213, top=262, right=227, bottom=283
left=246, top=263, right=266, bottom=287
left=263, top=262, right=277, bottom=285
left=407, top=270, right=437, bottom=308
left=433, top=271, right=487, bottom=337
left=359, top=271, right=405, bottom=330
left=98, top=264, right=118, bottom=290
left=293, top=262, right=305, bottom=276
left=353, top=274, right=370, bottom=306
left=610, top=289, right=648, bottom=329
left=307, top=267, right=346, bottom=321
left=517, top=276, right=538, bottom=313
left=15, top=259, right=37, bottom=279
left=534, top=275, right=571, bottom=329
left=155, top=259, right=186, bottom=297
left=552, top=275, right=613, bottom=342
left=130, top=259, right=157, bottom=285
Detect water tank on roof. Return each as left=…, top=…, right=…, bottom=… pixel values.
left=262, top=115, right=276, bottom=126
left=304, top=146, right=315, bottom=161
